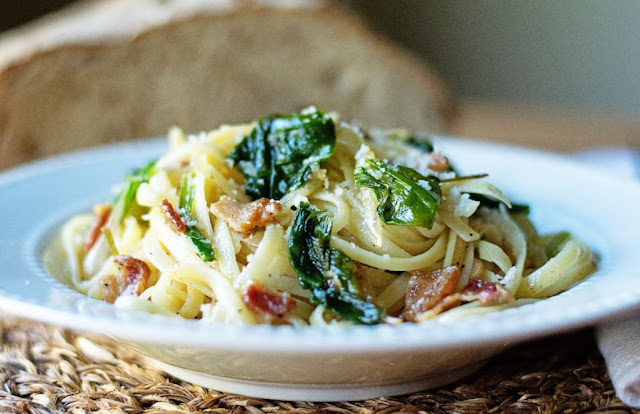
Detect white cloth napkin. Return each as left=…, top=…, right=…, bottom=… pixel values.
left=573, top=147, right=640, bottom=407
left=597, top=316, right=640, bottom=407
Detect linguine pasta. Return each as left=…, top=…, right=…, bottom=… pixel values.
left=59, top=108, right=596, bottom=326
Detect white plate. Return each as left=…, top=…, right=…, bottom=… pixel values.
left=1, top=137, right=639, bottom=402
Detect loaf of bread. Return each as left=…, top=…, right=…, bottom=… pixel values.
left=0, top=0, right=457, bottom=170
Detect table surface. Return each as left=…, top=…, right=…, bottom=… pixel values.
left=0, top=315, right=636, bottom=413
left=453, top=98, right=640, bottom=153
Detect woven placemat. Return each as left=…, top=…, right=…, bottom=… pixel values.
left=0, top=315, right=635, bottom=414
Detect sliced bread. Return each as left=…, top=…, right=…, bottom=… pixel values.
left=0, top=0, right=457, bottom=170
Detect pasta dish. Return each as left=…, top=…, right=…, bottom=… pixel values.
left=59, top=108, right=596, bottom=326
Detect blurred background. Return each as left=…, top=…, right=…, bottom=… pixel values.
left=346, top=0, right=640, bottom=114
left=3, top=0, right=639, bottom=113
left=1, top=0, right=638, bottom=156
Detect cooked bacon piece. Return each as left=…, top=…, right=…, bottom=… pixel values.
left=114, top=255, right=151, bottom=295
left=211, top=196, right=282, bottom=232
left=84, top=204, right=112, bottom=251
left=400, top=268, right=515, bottom=322
left=101, top=275, right=120, bottom=304
left=461, top=279, right=514, bottom=305
left=243, top=282, right=296, bottom=321
left=421, top=294, right=463, bottom=320
left=402, top=266, right=460, bottom=322
left=417, top=152, right=450, bottom=172
left=161, top=199, right=186, bottom=233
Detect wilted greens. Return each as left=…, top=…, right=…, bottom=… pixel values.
left=545, top=231, right=571, bottom=257
left=179, top=173, right=215, bottom=262
left=404, top=136, right=435, bottom=153
left=288, top=202, right=384, bottom=324
left=355, top=159, right=442, bottom=229
left=228, top=108, right=336, bottom=200
left=117, top=159, right=156, bottom=221
left=470, top=194, right=530, bottom=215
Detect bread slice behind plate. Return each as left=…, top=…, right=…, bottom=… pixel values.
left=0, top=0, right=457, bottom=170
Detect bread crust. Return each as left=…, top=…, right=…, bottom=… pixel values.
left=0, top=0, right=457, bottom=170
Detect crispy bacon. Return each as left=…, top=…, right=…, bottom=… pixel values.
left=101, top=275, right=120, bottom=304
left=243, top=282, right=296, bottom=321
left=417, top=152, right=450, bottom=172
left=402, top=266, right=460, bottom=322
left=401, top=266, right=515, bottom=322
left=211, top=196, right=282, bottom=232
left=161, top=199, right=186, bottom=233
left=113, top=255, right=151, bottom=295
left=460, top=279, right=514, bottom=305
left=420, top=294, right=463, bottom=320
left=84, top=204, right=112, bottom=251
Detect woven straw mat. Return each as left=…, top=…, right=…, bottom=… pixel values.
left=0, top=315, right=636, bottom=413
